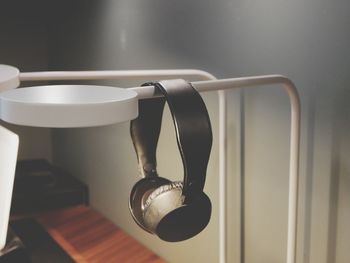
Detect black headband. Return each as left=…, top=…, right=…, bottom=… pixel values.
left=130, top=79, right=212, bottom=201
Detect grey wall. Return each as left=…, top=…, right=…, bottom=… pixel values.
left=0, top=0, right=52, bottom=161
left=47, top=1, right=350, bottom=263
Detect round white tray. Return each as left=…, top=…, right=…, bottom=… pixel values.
left=0, top=85, right=138, bottom=127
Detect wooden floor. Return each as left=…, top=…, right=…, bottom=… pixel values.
left=13, top=206, right=166, bottom=263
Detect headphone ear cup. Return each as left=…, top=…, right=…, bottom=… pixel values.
left=143, top=181, right=184, bottom=233
left=143, top=182, right=211, bottom=242
left=129, top=177, right=171, bottom=232
left=156, top=192, right=211, bottom=242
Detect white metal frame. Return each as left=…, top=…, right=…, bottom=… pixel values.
left=0, top=66, right=300, bottom=263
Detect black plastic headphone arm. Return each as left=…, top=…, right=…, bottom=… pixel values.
left=130, top=87, right=165, bottom=178
left=155, top=80, right=213, bottom=202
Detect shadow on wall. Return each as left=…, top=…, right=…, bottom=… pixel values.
left=303, top=87, right=350, bottom=263
left=135, top=0, right=240, bottom=76
left=327, top=87, right=350, bottom=262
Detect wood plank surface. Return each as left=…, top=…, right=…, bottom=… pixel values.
left=12, top=206, right=166, bottom=263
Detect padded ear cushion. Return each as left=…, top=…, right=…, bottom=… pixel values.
left=143, top=181, right=184, bottom=233
left=143, top=182, right=211, bottom=242
left=143, top=181, right=183, bottom=212
left=156, top=192, right=211, bottom=242
left=129, top=177, right=171, bottom=232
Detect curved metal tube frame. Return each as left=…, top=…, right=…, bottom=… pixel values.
left=9, top=69, right=299, bottom=263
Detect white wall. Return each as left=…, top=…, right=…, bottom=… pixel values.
left=48, top=1, right=350, bottom=263
left=0, top=0, right=52, bottom=161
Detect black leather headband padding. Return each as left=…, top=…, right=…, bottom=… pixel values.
left=155, top=80, right=212, bottom=201
left=130, top=79, right=212, bottom=202
left=130, top=84, right=165, bottom=177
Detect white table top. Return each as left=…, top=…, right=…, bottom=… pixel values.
left=0, top=85, right=138, bottom=128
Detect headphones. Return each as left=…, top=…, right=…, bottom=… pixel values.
left=129, top=79, right=212, bottom=242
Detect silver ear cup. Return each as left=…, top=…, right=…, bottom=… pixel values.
left=156, top=191, right=211, bottom=242
left=129, top=177, right=171, bottom=232
left=143, top=182, right=184, bottom=233
left=143, top=181, right=211, bottom=242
